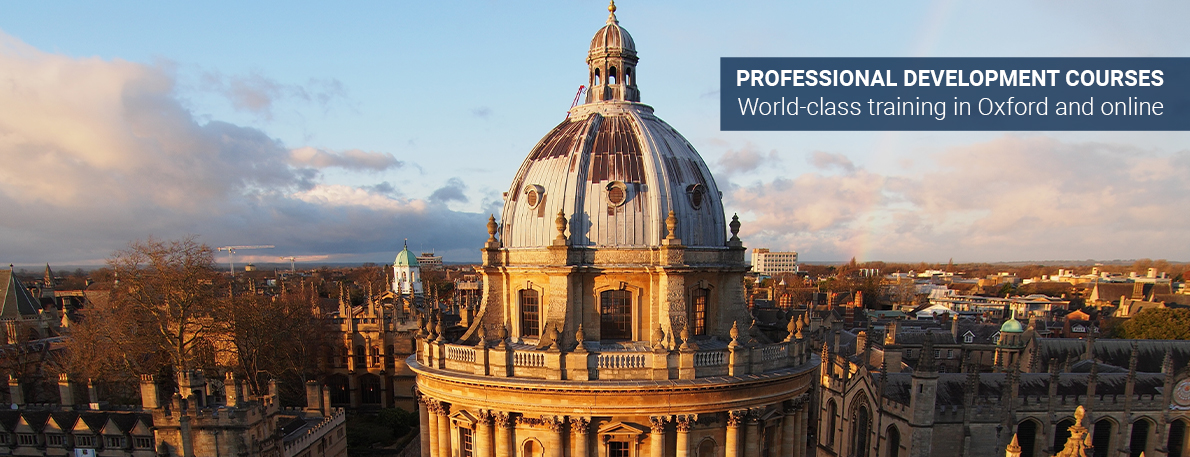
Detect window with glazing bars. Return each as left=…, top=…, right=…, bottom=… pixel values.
left=520, top=290, right=540, bottom=337
left=460, top=427, right=474, bottom=457
left=691, top=288, right=709, bottom=336
left=601, top=290, right=632, bottom=340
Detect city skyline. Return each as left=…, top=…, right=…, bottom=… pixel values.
left=2, top=1, right=1189, bottom=265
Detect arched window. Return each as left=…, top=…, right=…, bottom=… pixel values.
left=1130, top=419, right=1152, bottom=457
left=327, top=375, right=350, bottom=405
left=600, top=289, right=632, bottom=340
left=609, top=66, right=618, bottom=84
left=520, top=289, right=540, bottom=338
left=1016, top=419, right=1038, bottom=457
left=852, top=406, right=870, bottom=457
left=1093, top=420, right=1114, bottom=457
left=690, top=288, right=710, bottom=336
left=386, top=345, right=395, bottom=369
left=826, top=400, right=838, bottom=447
left=354, top=345, right=366, bottom=367
left=523, top=439, right=544, bottom=457
left=1169, top=419, right=1187, bottom=457
left=626, top=67, right=633, bottom=85
left=886, top=426, right=900, bottom=457
left=360, top=375, right=381, bottom=404
left=595, top=68, right=601, bottom=86
left=697, top=438, right=716, bottom=457
left=1054, top=418, right=1075, bottom=452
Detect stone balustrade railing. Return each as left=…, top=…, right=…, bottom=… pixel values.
left=417, top=336, right=812, bottom=382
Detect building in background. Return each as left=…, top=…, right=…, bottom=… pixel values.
left=751, top=248, right=799, bottom=275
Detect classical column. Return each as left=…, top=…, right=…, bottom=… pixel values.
left=726, top=411, right=745, bottom=457
left=547, top=416, right=565, bottom=457
left=418, top=396, right=432, bottom=457
left=426, top=400, right=440, bottom=457
left=494, top=413, right=512, bottom=457
left=743, top=412, right=760, bottom=457
left=437, top=402, right=451, bottom=457
left=650, top=416, right=667, bottom=457
left=799, top=406, right=810, bottom=457
left=781, top=404, right=798, bottom=457
left=477, top=410, right=494, bottom=457
left=675, top=415, right=693, bottom=457
left=573, top=417, right=590, bottom=457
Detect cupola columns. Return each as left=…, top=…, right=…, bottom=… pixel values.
left=587, top=0, right=640, bottom=103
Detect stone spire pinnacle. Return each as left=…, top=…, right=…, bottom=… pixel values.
left=607, top=0, right=618, bottom=24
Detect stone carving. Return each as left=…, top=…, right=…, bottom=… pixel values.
left=572, top=417, right=590, bottom=435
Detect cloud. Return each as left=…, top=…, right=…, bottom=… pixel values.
left=289, top=147, right=403, bottom=171
left=808, top=151, right=857, bottom=174
left=429, top=178, right=469, bottom=205
left=201, top=71, right=348, bottom=118
left=727, top=138, right=1190, bottom=262
left=716, top=142, right=781, bottom=176
left=0, top=29, right=485, bottom=264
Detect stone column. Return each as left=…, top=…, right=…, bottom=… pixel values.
left=477, top=411, right=494, bottom=457
left=799, top=406, right=810, bottom=457
left=437, top=403, right=451, bottom=457
left=726, top=411, right=744, bottom=457
left=547, top=416, right=565, bottom=457
left=781, top=406, right=797, bottom=457
left=650, top=416, right=667, bottom=457
left=495, top=413, right=512, bottom=457
left=675, top=415, right=693, bottom=457
left=349, top=375, right=361, bottom=408
left=573, top=417, right=590, bottom=457
left=426, top=400, right=440, bottom=457
left=418, top=397, right=431, bottom=457
left=744, top=412, right=760, bottom=457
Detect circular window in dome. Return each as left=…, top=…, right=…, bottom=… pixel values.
left=686, top=184, right=706, bottom=210
left=523, top=185, right=545, bottom=209
left=606, top=181, right=628, bottom=207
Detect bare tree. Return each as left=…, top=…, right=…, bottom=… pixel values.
left=104, top=237, right=224, bottom=372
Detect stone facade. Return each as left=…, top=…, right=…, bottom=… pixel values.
left=408, top=4, right=820, bottom=457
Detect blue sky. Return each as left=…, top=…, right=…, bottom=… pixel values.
left=2, top=1, right=1189, bottom=265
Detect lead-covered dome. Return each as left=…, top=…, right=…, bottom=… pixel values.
left=500, top=4, right=726, bottom=249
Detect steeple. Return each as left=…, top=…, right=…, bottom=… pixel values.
left=586, top=0, right=640, bottom=103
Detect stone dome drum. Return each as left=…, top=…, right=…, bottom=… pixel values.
left=500, top=7, right=726, bottom=249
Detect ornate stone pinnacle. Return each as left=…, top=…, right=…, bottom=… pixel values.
left=729, top=321, right=740, bottom=348
left=486, top=214, right=498, bottom=242
left=575, top=324, right=586, bottom=352
left=679, top=326, right=690, bottom=350
left=554, top=210, right=568, bottom=245
left=729, top=213, right=741, bottom=241
left=653, top=324, right=666, bottom=349
left=665, top=210, right=677, bottom=240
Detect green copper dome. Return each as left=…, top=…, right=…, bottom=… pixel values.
left=1000, top=310, right=1025, bottom=333
left=394, top=242, right=419, bottom=267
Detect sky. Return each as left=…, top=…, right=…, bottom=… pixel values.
left=2, top=1, right=1189, bottom=266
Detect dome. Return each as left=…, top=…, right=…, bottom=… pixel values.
left=1001, top=311, right=1024, bottom=333
left=500, top=103, right=726, bottom=248
left=588, top=7, right=635, bottom=56
left=394, top=243, right=418, bottom=267
left=499, top=2, right=724, bottom=249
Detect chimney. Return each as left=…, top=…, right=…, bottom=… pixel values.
left=59, top=373, right=75, bottom=408
left=139, top=374, right=160, bottom=409
left=87, top=378, right=100, bottom=410
left=224, top=372, right=240, bottom=408
left=8, top=374, right=24, bottom=408
left=306, top=380, right=323, bottom=415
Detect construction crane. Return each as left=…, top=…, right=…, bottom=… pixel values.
left=279, top=255, right=320, bottom=272
left=216, top=245, right=274, bottom=275
left=565, top=85, right=586, bottom=119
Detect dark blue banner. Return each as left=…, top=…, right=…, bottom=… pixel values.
left=720, top=58, right=1190, bottom=131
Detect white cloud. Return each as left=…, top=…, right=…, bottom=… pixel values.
left=0, top=29, right=484, bottom=264
left=727, top=136, right=1190, bottom=262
